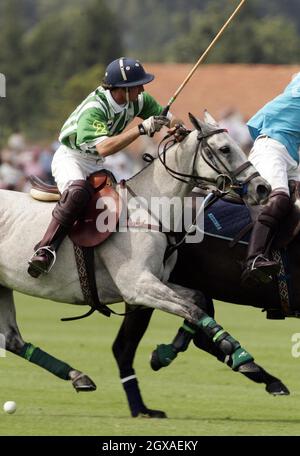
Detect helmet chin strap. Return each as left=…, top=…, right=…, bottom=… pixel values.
left=125, top=87, right=130, bottom=104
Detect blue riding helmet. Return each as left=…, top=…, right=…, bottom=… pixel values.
left=103, top=57, right=154, bottom=88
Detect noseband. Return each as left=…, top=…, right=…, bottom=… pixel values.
left=158, top=129, right=259, bottom=197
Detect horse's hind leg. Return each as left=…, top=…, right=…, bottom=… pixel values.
left=111, top=265, right=257, bottom=367
left=0, top=286, right=96, bottom=392
left=112, top=305, right=166, bottom=418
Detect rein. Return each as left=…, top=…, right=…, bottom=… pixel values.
left=164, top=189, right=224, bottom=261
left=158, top=129, right=259, bottom=197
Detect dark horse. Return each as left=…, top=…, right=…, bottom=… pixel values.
left=112, top=189, right=300, bottom=417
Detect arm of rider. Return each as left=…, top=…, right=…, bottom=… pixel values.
left=96, top=125, right=140, bottom=157
left=96, top=115, right=170, bottom=157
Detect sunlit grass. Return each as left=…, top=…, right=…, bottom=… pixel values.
left=0, top=293, right=299, bottom=436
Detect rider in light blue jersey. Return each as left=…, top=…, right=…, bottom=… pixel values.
left=242, top=72, right=300, bottom=284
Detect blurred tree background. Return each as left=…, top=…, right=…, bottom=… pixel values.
left=0, top=0, right=299, bottom=143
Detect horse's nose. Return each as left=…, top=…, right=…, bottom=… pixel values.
left=256, top=183, right=271, bottom=203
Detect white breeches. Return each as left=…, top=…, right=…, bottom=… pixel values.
left=249, top=136, right=300, bottom=195
left=51, top=145, right=105, bottom=193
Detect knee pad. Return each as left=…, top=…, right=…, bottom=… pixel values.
left=258, top=191, right=291, bottom=228
left=53, top=180, right=94, bottom=226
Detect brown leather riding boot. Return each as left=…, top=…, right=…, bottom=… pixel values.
left=28, top=180, right=94, bottom=278
left=241, top=222, right=280, bottom=284
left=27, top=219, right=68, bottom=278
left=241, top=190, right=292, bottom=284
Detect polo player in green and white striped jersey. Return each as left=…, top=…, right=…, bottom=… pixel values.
left=28, top=57, right=184, bottom=278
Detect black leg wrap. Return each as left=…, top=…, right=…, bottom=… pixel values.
left=172, top=321, right=196, bottom=353
left=122, top=376, right=147, bottom=417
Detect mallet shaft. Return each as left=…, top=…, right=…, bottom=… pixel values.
left=164, top=0, right=246, bottom=114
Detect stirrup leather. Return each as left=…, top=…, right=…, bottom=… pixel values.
left=28, top=246, right=57, bottom=274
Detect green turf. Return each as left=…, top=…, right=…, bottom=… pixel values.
left=0, top=292, right=300, bottom=436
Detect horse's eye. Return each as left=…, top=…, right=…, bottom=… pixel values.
left=219, top=145, right=231, bottom=154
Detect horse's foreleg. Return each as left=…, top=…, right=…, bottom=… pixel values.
left=193, top=329, right=290, bottom=395
left=150, top=295, right=219, bottom=370
left=150, top=291, right=289, bottom=396
left=0, top=287, right=96, bottom=392
left=236, top=362, right=290, bottom=395
left=112, top=305, right=166, bottom=418
left=145, top=281, right=253, bottom=370
left=116, top=270, right=254, bottom=366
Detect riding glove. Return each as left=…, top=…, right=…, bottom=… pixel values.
left=139, top=116, right=170, bottom=137
left=170, top=123, right=191, bottom=142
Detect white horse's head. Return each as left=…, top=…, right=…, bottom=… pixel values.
left=186, top=111, right=270, bottom=205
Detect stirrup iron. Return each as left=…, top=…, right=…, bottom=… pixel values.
left=250, top=254, right=268, bottom=271
left=28, top=246, right=57, bottom=274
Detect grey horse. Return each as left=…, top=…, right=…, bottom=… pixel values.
left=0, top=112, right=269, bottom=394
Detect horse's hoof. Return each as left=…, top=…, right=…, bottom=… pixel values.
left=133, top=409, right=167, bottom=419
left=266, top=381, right=290, bottom=396
left=71, top=372, right=97, bottom=392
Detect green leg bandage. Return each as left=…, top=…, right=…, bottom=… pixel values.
left=230, top=347, right=254, bottom=371
left=19, top=343, right=72, bottom=380
left=154, top=321, right=196, bottom=368
left=155, top=344, right=177, bottom=366
left=197, top=316, right=240, bottom=355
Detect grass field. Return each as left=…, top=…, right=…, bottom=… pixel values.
left=0, top=292, right=300, bottom=436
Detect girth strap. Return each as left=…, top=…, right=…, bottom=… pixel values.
left=62, top=245, right=139, bottom=321
left=61, top=245, right=112, bottom=321
left=229, top=222, right=253, bottom=248
left=272, top=249, right=290, bottom=316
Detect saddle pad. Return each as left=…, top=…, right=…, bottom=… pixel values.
left=204, top=199, right=251, bottom=244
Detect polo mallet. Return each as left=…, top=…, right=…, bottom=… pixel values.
left=161, top=0, right=246, bottom=116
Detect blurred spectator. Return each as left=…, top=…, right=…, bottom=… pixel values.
left=218, top=107, right=253, bottom=154
left=0, top=107, right=254, bottom=192
left=39, top=146, right=55, bottom=184
left=0, top=132, right=56, bottom=191
left=0, top=148, right=24, bottom=190
left=7, top=131, right=26, bottom=152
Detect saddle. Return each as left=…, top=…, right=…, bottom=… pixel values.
left=29, top=171, right=121, bottom=248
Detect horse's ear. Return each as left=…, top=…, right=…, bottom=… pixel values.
left=188, top=112, right=205, bottom=132
left=203, top=110, right=219, bottom=126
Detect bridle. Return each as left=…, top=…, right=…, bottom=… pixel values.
left=158, top=129, right=260, bottom=197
